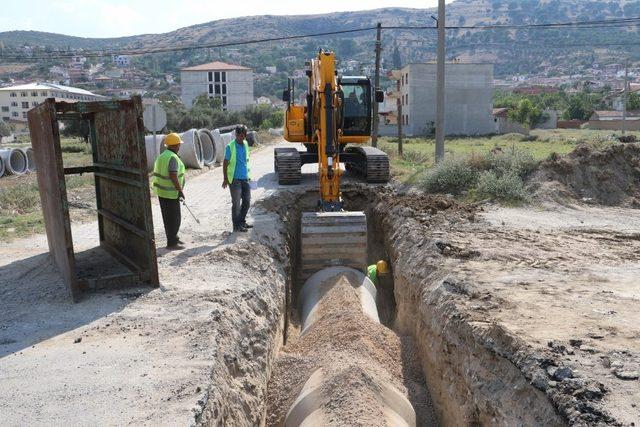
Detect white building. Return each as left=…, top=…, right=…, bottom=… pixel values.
left=112, top=55, right=130, bottom=67
left=180, top=61, right=253, bottom=110
left=0, top=82, right=104, bottom=124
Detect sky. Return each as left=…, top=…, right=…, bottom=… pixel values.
left=0, top=0, right=454, bottom=38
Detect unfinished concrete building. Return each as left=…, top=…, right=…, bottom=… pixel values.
left=380, top=62, right=494, bottom=136
left=180, top=61, right=253, bottom=110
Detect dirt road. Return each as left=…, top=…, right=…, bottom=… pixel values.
left=0, top=142, right=297, bottom=425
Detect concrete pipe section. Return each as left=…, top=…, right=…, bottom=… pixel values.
left=23, top=147, right=36, bottom=172
left=197, top=129, right=216, bottom=166
left=178, top=129, right=204, bottom=169
left=144, top=134, right=165, bottom=172
left=0, top=156, right=5, bottom=177
left=210, top=129, right=225, bottom=164
left=0, top=148, right=28, bottom=175
left=286, top=267, right=416, bottom=427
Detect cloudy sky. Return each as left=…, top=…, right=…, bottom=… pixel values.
left=0, top=0, right=454, bottom=38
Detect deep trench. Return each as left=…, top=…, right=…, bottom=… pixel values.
left=254, top=185, right=564, bottom=427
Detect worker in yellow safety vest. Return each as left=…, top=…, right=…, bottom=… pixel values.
left=152, top=133, right=186, bottom=249
left=367, top=260, right=390, bottom=286
left=222, top=124, right=252, bottom=232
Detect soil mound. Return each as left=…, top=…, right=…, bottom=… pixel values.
left=532, top=143, right=640, bottom=206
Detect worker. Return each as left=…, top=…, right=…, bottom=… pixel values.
left=367, top=260, right=390, bottom=286
left=222, top=124, right=252, bottom=232
left=152, top=133, right=186, bottom=250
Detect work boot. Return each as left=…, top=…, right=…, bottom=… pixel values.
left=166, top=243, right=185, bottom=250
left=233, top=225, right=249, bottom=233
left=242, top=222, right=254, bottom=229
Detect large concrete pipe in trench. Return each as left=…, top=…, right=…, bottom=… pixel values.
left=178, top=129, right=204, bottom=169
left=285, top=267, right=416, bottom=427
left=0, top=148, right=28, bottom=175
left=197, top=129, right=216, bottom=166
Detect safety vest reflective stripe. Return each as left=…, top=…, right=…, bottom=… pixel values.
left=226, top=139, right=251, bottom=184
left=152, top=150, right=185, bottom=199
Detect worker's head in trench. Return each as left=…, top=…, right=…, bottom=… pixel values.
left=165, top=133, right=183, bottom=153
left=235, top=124, right=248, bottom=141
left=377, top=260, right=390, bottom=277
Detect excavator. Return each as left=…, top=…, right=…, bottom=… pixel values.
left=275, top=49, right=389, bottom=278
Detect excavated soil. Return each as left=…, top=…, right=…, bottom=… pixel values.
left=265, top=270, right=436, bottom=426
left=532, top=142, right=640, bottom=207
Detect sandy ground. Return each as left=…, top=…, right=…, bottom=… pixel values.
left=0, top=141, right=304, bottom=425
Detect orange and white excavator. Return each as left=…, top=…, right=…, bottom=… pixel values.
left=275, top=49, right=389, bottom=278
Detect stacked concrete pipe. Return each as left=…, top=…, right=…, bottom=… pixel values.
left=218, top=131, right=235, bottom=163
left=209, top=129, right=224, bottom=164
left=197, top=129, right=216, bottom=166
left=178, top=129, right=204, bottom=169
left=285, top=267, right=417, bottom=427
left=23, top=147, right=36, bottom=172
left=0, top=156, right=5, bottom=177
left=144, top=134, right=165, bottom=172
left=0, top=148, right=28, bottom=175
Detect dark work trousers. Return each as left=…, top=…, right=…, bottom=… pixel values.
left=159, top=197, right=181, bottom=246
left=229, top=179, right=251, bottom=229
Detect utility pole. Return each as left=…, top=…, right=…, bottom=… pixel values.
left=435, top=0, right=446, bottom=162
left=623, top=58, right=629, bottom=136
left=372, top=22, right=383, bottom=147
left=397, top=79, right=403, bottom=156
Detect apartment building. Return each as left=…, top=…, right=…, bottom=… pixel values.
left=180, top=61, right=253, bottom=110
left=0, top=82, right=104, bottom=124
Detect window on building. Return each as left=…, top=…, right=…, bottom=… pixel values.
left=406, top=94, right=408, bottom=104
left=2, top=116, right=9, bottom=121
left=214, top=71, right=220, bottom=82
left=10, top=92, right=16, bottom=97
left=222, top=84, right=227, bottom=95
left=20, top=92, right=27, bottom=97
left=208, top=71, right=213, bottom=82
left=31, top=101, right=38, bottom=107
left=41, top=91, right=47, bottom=97
left=22, top=112, right=27, bottom=118
left=406, top=73, right=409, bottom=82
left=214, top=85, right=221, bottom=95
left=209, top=84, right=214, bottom=94
left=1, top=106, right=8, bottom=112
left=222, top=96, right=227, bottom=106
left=21, top=102, right=29, bottom=109
left=221, top=72, right=226, bottom=82
left=31, top=91, right=38, bottom=96
left=12, top=112, right=18, bottom=117
left=11, top=101, right=17, bottom=107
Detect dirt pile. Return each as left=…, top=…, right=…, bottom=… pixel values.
left=265, top=271, right=436, bottom=426
left=532, top=143, right=640, bottom=206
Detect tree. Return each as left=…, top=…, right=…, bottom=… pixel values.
left=508, top=99, right=545, bottom=133
left=61, top=119, right=90, bottom=143
left=628, top=92, right=640, bottom=111
left=392, top=45, right=402, bottom=69
left=0, top=120, right=12, bottom=137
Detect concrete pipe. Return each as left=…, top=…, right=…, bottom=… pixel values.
left=0, top=148, right=28, bottom=175
left=209, top=129, right=224, bottom=164
left=218, top=131, right=235, bottom=162
left=197, top=129, right=216, bottom=166
left=178, top=129, right=204, bottom=169
left=0, top=156, right=5, bottom=177
left=299, top=266, right=379, bottom=335
left=22, top=147, right=36, bottom=172
left=246, top=130, right=259, bottom=147
left=144, top=134, right=165, bottom=172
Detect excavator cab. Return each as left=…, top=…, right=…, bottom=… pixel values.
left=339, top=77, right=372, bottom=136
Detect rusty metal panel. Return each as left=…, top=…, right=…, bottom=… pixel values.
left=88, top=97, right=159, bottom=286
left=27, top=99, right=80, bottom=301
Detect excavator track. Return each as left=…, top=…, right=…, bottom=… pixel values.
left=274, top=147, right=302, bottom=185
left=345, top=146, right=390, bottom=183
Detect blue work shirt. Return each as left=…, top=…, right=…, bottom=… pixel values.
left=225, top=140, right=249, bottom=180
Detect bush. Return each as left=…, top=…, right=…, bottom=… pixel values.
left=402, top=148, right=430, bottom=164
left=485, top=148, right=537, bottom=178
left=60, top=142, right=89, bottom=153
left=420, top=156, right=478, bottom=195
left=0, top=183, right=41, bottom=214
left=475, top=170, right=529, bottom=203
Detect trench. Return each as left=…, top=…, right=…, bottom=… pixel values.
left=220, top=185, right=566, bottom=426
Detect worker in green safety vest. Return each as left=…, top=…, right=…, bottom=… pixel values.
left=367, top=260, right=390, bottom=286
left=222, top=124, right=252, bottom=232
left=152, top=133, right=186, bottom=249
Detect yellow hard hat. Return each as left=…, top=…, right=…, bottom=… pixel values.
left=165, top=133, right=182, bottom=146
left=376, top=260, right=389, bottom=275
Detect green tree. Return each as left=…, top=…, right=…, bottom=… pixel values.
left=61, top=119, right=90, bottom=142
left=0, top=120, right=12, bottom=137
left=508, top=99, right=545, bottom=133
left=628, top=92, right=640, bottom=110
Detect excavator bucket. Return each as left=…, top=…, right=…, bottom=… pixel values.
left=300, top=211, right=368, bottom=281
